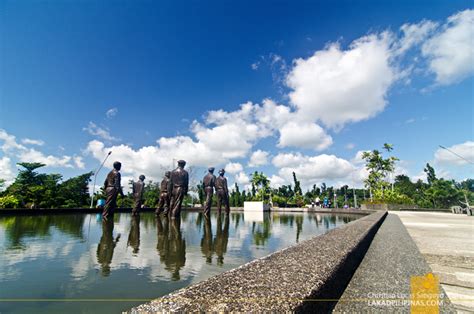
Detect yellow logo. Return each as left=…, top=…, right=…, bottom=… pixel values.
left=410, top=272, right=440, bottom=313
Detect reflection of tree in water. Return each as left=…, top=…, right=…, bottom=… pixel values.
left=231, top=213, right=241, bottom=230
left=156, top=216, right=186, bottom=281
left=295, top=215, right=303, bottom=243
left=278, top=214, right=294, bottom=227
left=200, top=214, right=230, bottom=265
left=0, top=215, right=86, bottom=249
left=127, top=216, right=140, bottom=254
left=97, top=219, right=120, bottom=277
left=252, top=217, right=271, bottom=246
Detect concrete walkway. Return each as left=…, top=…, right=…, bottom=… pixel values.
left=392, top=211, right=474, bottom=313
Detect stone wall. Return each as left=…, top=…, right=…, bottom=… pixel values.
left=130, top=211, right=387, bottom=313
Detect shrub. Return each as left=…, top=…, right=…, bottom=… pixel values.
left=0, top=195, right=20, bottom=208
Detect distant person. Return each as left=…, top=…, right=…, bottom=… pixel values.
left=323, top=197, right=328, bottom=208
left=96, top=198, right=106, bottom=209
left=315, top=197, right=321, bottom=207
left=156, top=171, right=171, bottom=216
left=168, top=160, right=189, bottom=218
left=202, top=167, right=216, bottom=216
left=132, top=175, right=146, bottom=216
left=215, top=169, right=230, bottom=214
left=103, top=161, right=124, bottom=220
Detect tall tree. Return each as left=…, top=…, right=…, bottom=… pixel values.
left=292, top=172, right=302, bottom=195
left=424, top=163, right=437, bottom=186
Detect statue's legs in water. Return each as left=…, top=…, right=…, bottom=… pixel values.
left=170, top=186, right=185, bottom=218
left=132, top=198, right=141, bottom=216
left=204, top=187, right=213, bottom=216
left=216, top=190, right=230, bottom=214
left=103, top=187, right=118, bottom=220
left=156, top=192, right=169, bottom=215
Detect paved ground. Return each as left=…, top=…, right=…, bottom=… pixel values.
left=392, top=211, right=474, bottom=313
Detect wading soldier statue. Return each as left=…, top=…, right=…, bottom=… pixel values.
left=156, top=171, right=171, bottom=216
left=202, top=167, right=216, bottom=216
left=216, top=169, right=230, bottom=214
left=132, top=175, right=146, bottom=216
left=168, top=160, right=189, bottom=218
left=103, top=161, right=124, bottom=220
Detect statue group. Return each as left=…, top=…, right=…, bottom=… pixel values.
left=101, top=160, right=229, bottom=220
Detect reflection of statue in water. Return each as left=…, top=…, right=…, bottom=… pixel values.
left=156, top=171, right=171, bottom=216
left=214, top=214, right=229, bottom=265
left=97, top=219, right=120, bottom=276
left=216, top=169, right=230, bottom=214
left=200, top=214, right=213, bottom=263
left=156, top=216, right=186, bottom=280
left=103, top=161, right=124, bottom=220
left=168, top=160, right=189, bottom=218
left=127, top=215, right=140, bottom=254
left=132, top=175, right=146, bottom=216
left=202, top=167, right=216, bottom=216
left=156, top=215, right=169, bottom=263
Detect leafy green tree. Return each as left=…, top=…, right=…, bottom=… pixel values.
left=142, top=180, right=160, bottom=207
left=394, top=175, right=416, bottom=199
left=0, top=195, right=20, bottom=208
left=362, top=143, right=399, bottom=200
left=424, top=163, right=437, bottom=186
left=6, top=162, right=47, bottom=206
left=292, top=172, right=302, bottom=195
left=251, top=172, right=270, bottom=202
left=424, top=179, right=461, bottom=208
left=197, top=181, right=205, bottom=206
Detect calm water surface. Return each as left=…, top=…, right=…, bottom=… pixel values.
left=0, top=211, right=359, bottom=313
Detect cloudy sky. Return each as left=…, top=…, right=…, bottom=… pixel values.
left=0, top=1, right=472, bottom=192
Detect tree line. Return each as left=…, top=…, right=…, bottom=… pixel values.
left=1, top=145, right=473, bottom=209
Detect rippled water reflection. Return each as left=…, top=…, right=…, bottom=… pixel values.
left=0, top=211, right=359, bottom=313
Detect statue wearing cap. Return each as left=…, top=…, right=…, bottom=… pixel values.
left=156, top=171, right=171, bottom=215
left=168, top=160, right=189, bottom=218
left=132, top=174, right=146, bottom=216
left=202, top=167, right=216, bottom=216
left=102, top=161, right=124, bottom=220
left=215, top=169, right=230, bottom=214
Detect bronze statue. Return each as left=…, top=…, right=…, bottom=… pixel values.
left=202, top=167, right=216, bottom=216
left=132, top=175, right=146, bottom=216
left=127, top=215, right=140, bottom=254
left=102, top=161, right=124, bottom=220
left=156, top=171, right=171, bottom=216
left=216, top=169, right=230, bottom=214
left=168, top=160, right=189, bottom=218
left=97, top=219, right=120, bottom=276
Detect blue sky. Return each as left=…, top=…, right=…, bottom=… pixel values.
left=0, top=0, right=473, bottom=192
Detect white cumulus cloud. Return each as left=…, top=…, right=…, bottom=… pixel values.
left=278, top=121, right=332, bottom=150
left=422, top=9, right=474, bottom=85
left=235, top=172, right=250, bottom=186
left=0, top=129, right=81, bottom=169
left=21, top=138, right=45, bottom=146
left=225, top=162, right=243, bottom=174
left=248, top=150, right=269, bottom=167
left=286, top=33, right=397, bottom=129
left=434, top=141, right=474, bottom=166
left=83, top=122, right=119, bottom=141
left=0, top=156, right=16, bottom=187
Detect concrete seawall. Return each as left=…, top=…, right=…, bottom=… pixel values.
left=130, top=211, right=387, bottom=312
